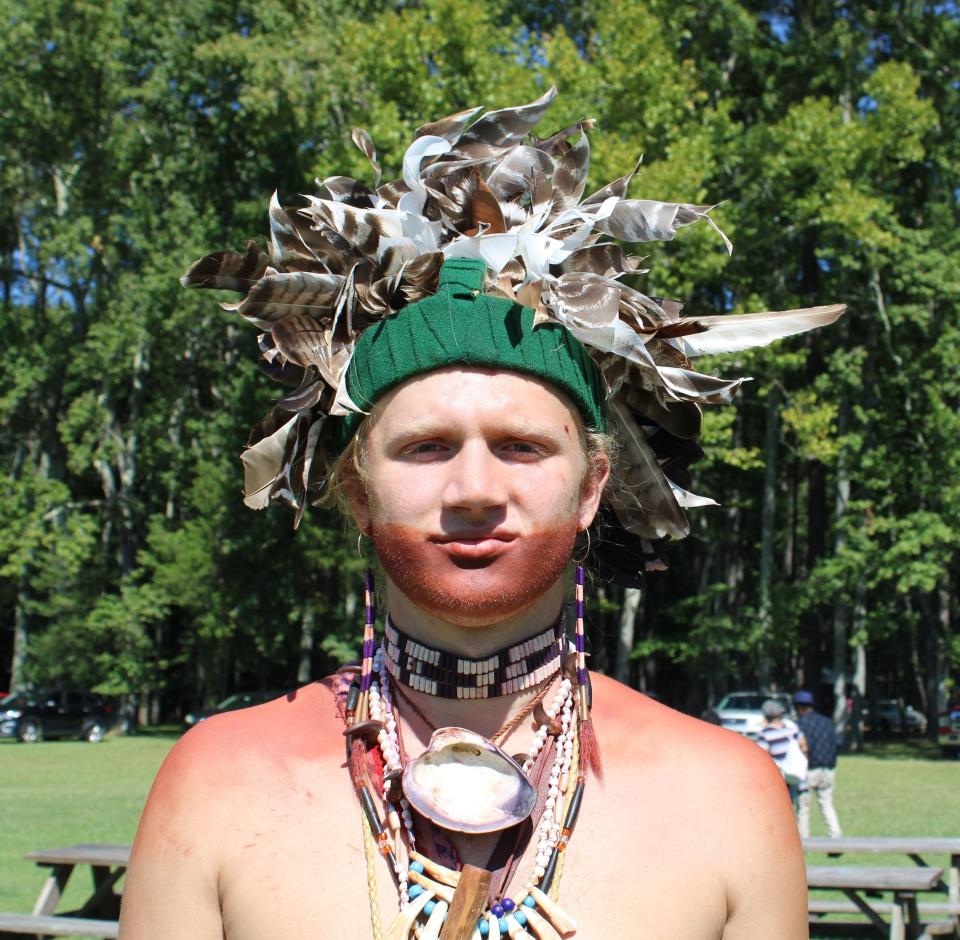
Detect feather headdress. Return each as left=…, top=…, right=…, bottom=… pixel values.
left=182, top=86, right=843, bottom=583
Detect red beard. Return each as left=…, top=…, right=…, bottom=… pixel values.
left=369, top=521, right=578, bottom=624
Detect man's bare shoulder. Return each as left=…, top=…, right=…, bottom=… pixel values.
left=591, top=673, right=788, bottom=803
left=587, top=674, right=805, bottom=935
left=149, top=678, right=346, bottom=803
left=123, top=682, right=357, bottom=934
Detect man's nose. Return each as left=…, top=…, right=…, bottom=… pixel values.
left=441, top=443, right=509, bottom=513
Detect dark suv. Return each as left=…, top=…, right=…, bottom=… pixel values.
left=0, top=689, right=114, bottom=743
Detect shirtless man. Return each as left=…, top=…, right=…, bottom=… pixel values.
left=121, top=91, right=835, bottom=938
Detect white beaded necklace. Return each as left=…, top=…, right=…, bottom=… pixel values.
left=367, top=646, right=578, bottom=923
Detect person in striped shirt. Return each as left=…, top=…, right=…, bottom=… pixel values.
left=757, top=699, right=809, bottom=809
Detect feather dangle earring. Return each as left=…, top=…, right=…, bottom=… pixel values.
left=575, top=564, right=603, bottom=781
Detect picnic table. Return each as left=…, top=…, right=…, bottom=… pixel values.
left=807, top=864, right=957, bottom=939
left=805, top=837, right=960, bottom=903
left=0, top=844, right=130, bottom=939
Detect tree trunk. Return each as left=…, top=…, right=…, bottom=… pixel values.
left=615, top=587, right=642, bottom=685
left=757, top=386, right=779, bottom=688
left=849, top=640, right=866, bottom=752
left=784, top=451, right=797, bottom=581
left=298, top=598, right=317, bottom=684
left=10, top=564, right=31, bottom=689
left=802, top=459, right=827, bottom=690
left=832, top=395, right=851, bottom=723
left=165, top=392, right=186, bottom=521
left=722, top=407, right=745, bottom=629
left=117, top=340, right=149, bottom=577
left=937, top=580, right=952, bottom=714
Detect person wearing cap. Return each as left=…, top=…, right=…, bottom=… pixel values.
left=120, top=91, right=840, bottom=939
left=757, top=700, right=809, bottom=810
left=794, top=690, right=843, bottom=838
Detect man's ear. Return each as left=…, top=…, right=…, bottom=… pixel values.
left=344, top=466, right=372, bottom=534
left=577, top=452, right=610, bottom=531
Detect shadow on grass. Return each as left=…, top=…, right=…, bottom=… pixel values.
left=1, top=725, right=183, bottom=744
left=115, top=724, right=182, bottom=740
left=852, top=736, right=945, bottom=760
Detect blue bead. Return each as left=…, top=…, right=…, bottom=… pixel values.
left=478, top=920, right=489, bottom=936
left=501, top=898, right=516, bottom=913
left=409, top=884, right=424, bottom=899
left=491, top=903, right=504, bottom=918
left=424, top=900, right=436, bottom=916
left=523, top=895, right=536, bottom=908
left=409, top=861, right=425, bottom=874
left=498, top=918, right=508, bottom=932
left=514, top=911, right=527, bottom=926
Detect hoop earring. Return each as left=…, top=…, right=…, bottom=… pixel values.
left=572, top=527, right=591, bottom=566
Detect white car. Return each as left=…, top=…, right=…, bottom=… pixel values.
left=714, top=691, right=795, bottom=740
left=869, top=699, right=927, bottom=734
left=939, top=708, right=960, bottom=757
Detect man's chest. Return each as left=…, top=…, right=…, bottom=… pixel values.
left=215, top=768, right=728, bottom=940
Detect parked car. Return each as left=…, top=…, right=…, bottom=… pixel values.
left=713, top=691, right=795, bottom=740
left=183, top=690, right=284, bottom=729
left=866, top=699, right=927, bottom=734
left=938, top=707, right=960, bottom=757
left=0, top=689, right=114, bottom=743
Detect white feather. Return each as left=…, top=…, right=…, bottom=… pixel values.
left=241, top=415, right=298, bottom=509
left=673, top=305, right=846, bottom=356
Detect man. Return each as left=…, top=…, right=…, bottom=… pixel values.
left=757, top=699, right=809, bottom=811
left=794, top=690, right=843, bottom=838
left=120, top=91, right=839, bottom=938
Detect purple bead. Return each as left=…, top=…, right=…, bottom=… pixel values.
left=576, top=565, right=585, bottom=586
left=501, top=898, right=516, bottom=913
left=491, top=903, right=504, bottom=918
left=575, top=633, right=586, bottom=652
left=577, top=667, right=588, bottom=686
left=365, top=605, right=375, bottom=624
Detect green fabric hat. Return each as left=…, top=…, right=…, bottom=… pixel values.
left=339, top=258, right=607, bottom=443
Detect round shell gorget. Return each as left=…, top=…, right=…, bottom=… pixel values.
left=402, top=727, right=537, bottom=834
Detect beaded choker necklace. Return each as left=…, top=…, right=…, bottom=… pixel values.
left=383, top=615, right=566, bottom=699
left=342, top=568, right=600, bottom=939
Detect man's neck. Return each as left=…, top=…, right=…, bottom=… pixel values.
left=384, top=577, right=566, bottom=658
left=380, top=577, right=567, bottom=744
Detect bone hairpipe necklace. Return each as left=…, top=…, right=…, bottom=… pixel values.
left=344, top=646, right=585, bottom=939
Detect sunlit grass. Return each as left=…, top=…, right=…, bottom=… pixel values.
left=0, top=734, right=956, bottom=926
left=0, top=733, right=174, bottom=913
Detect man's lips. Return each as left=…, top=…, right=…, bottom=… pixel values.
left=430, top=532, right=517, bottom=560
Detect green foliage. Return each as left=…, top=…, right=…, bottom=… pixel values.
left=1, top=0, right=957, bottom=714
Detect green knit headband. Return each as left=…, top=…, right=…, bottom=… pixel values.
left=339, top=258, right=607, bottom=443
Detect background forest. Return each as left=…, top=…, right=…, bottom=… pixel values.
left=1, top=0, right=957, bottom=730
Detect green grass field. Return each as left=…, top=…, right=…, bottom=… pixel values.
left=0, top=734, right=957, bottom=922
left=0, top=732, right=175, bottom=914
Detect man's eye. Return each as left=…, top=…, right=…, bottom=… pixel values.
left=404, top=442, right=447, bottom=456
left=502, top=441, right=544, bottom=456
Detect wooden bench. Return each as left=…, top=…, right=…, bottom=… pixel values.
left=807, top=865, right=948, bottom=939
left=809, top=900, right=960, bottom=937
left=0, top=913, right=119, bottom=938
left=810, top=900, right=960, bottom=917
left=0, top=844, right=129, bottom=939
left=805, top=837, right=960, bottom=904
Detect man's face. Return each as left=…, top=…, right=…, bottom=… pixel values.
left=348, top=368, right=608, bottom=626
